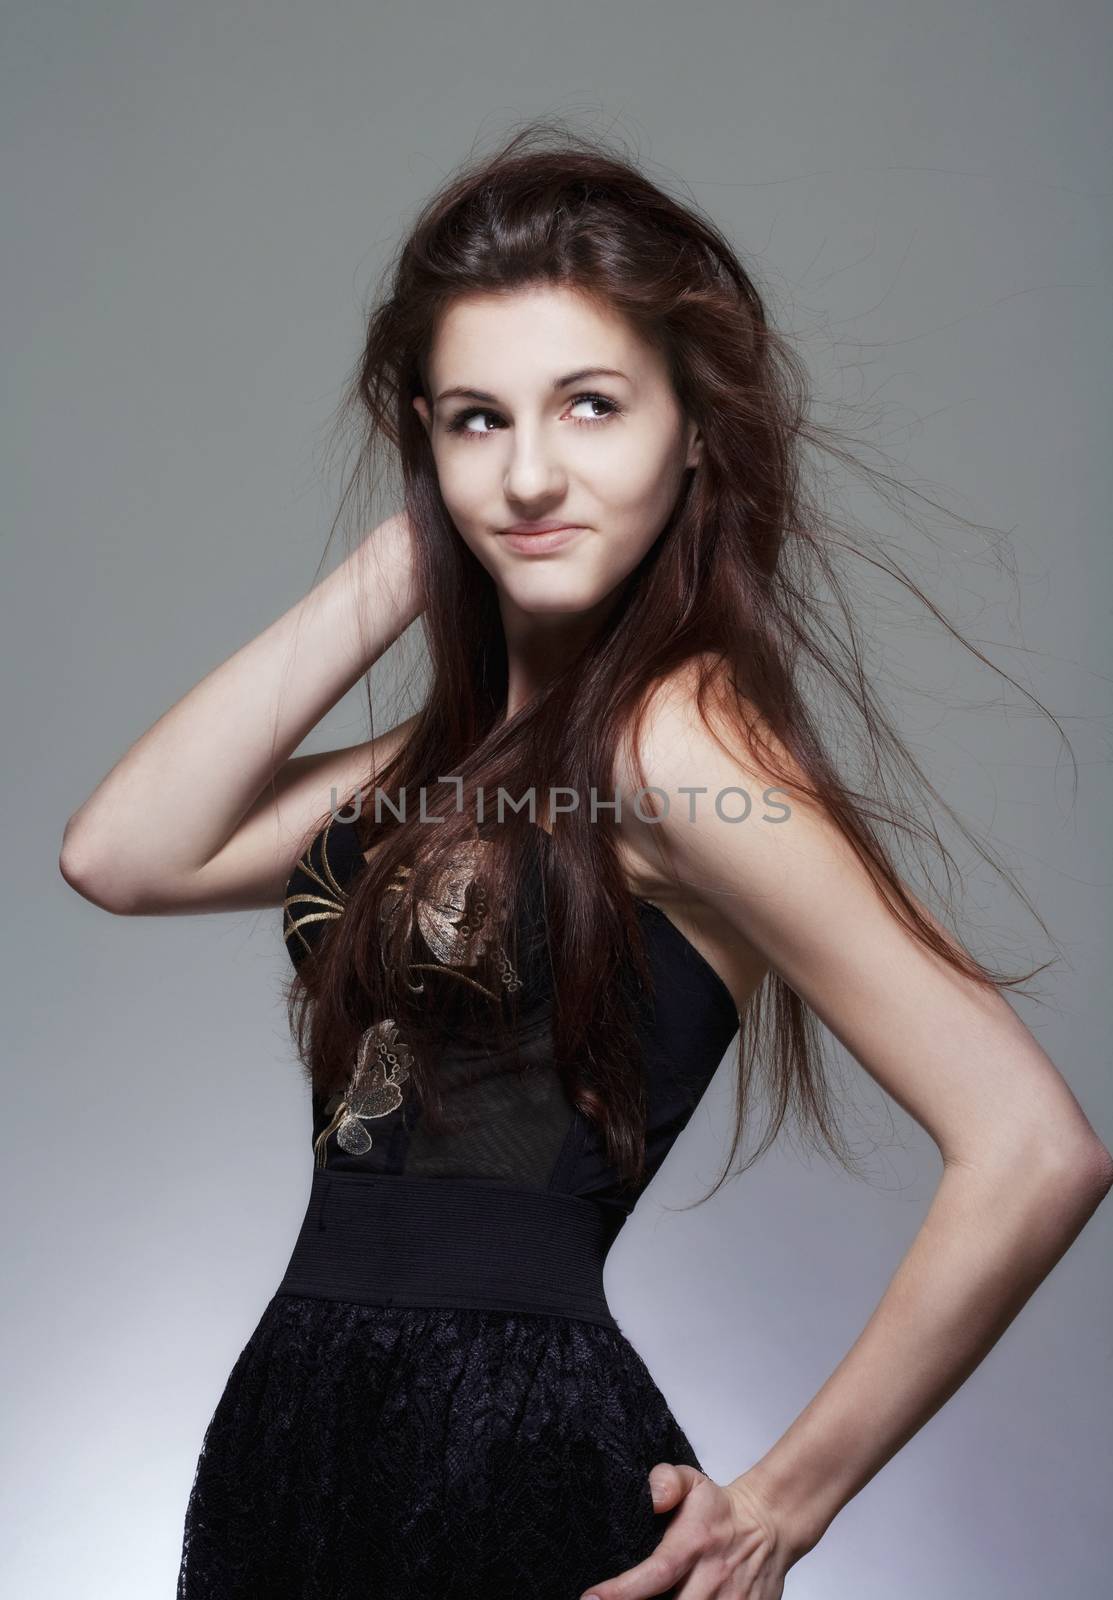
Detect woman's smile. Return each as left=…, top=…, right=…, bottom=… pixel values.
left=498, top=524, right=587, bottom=553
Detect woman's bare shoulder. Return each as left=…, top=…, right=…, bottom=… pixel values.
left=614, top=652, right=807, bottom=809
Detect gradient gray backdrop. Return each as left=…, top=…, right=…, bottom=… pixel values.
left=3, top=3, right=1110, bottom=1595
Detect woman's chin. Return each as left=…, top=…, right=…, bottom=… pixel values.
left=503, top=584, right=609, bottom=620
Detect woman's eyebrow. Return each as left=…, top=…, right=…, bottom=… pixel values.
left=433, top=366, right=631, bottom=406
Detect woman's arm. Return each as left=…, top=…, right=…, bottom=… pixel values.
left=595, top=667, right=1112, bottom=1595
left=737, top=1121, right=1110, bottom=1568
left=59, top=512, right=422, bottom=916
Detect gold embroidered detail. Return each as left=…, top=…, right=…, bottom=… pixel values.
left=282, top=814, right=351, bottom=962
left=291, top=822, right=528, bottom=1168
left=283, top=819, right=522, bottom=998
left=379, top=835, right=522, bottom=997
left=313, top=1018, right=413, bottom=1169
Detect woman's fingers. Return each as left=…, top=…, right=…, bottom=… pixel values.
left=579, top=1465, right=714, bottom=1599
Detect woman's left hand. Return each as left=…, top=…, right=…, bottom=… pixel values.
left=579, top=1463, right=792, bottom=1599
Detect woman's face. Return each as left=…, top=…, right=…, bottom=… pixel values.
left=412, top=285, right=702, bottom=623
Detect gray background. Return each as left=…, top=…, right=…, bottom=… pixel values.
left=3, top=2, right=1110, bottom=1595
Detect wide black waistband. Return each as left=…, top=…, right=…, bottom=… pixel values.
left=274, top=1170, right=627, bottom=1331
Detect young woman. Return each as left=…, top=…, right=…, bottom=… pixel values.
left=61, top=122, right=1111, bottom=1600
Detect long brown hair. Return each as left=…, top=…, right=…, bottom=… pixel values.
left=283, top=117, right=1068, bottom=1206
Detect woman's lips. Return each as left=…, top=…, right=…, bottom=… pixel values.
left=499, top=525, right=585, bottom=554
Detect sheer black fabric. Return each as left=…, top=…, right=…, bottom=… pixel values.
left=281, top=812, right=739, bottom=1208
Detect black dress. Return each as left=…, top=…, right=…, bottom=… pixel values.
left=176, top=813, right=739, bottom=1599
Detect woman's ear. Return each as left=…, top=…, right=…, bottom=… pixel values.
left=685, top=420, right=704, bottom=471
left=412, top=395, right=432, bottom=435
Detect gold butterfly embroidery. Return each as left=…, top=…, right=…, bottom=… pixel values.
left=288, top=821, right=525, bottom=1168
left=284, top=819, right=522, bottom=997
left=379, top=834, right=523, bottom=999
left=313, top=1018, right=413, bottom=1168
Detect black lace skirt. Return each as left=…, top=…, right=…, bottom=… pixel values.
left=176, top=1292, right=703, bottom=1599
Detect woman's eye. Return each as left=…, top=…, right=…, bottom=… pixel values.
left=568, top=395, right=616, bottom=422
left=446, top=410, right=497, bottom=434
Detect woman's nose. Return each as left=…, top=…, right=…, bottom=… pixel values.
left=502, top=427, right=565, bottom=502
